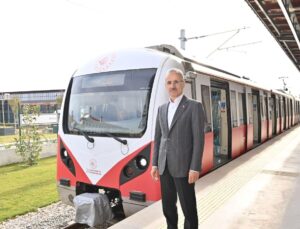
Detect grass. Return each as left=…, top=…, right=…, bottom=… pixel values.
left=0, top=133, right=57, bottom=144
left=0, top=156, right=59, bottom=222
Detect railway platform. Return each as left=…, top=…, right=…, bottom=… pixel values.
left=110, top=125, right=300, bottom=229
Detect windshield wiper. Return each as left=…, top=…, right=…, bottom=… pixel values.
left=100, top=132, right=127, bottom=145
left=71, top=122, right=94, bottom=143
left=79, top=115, right=128, bottom=145
left=74, top=127, right=95, bottom=143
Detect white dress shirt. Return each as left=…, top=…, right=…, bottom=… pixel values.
left=168, top=94, right=184, bottom=128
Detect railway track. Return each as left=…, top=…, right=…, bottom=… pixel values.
left=63, top=222, right=90, bottom=229
left=63, top=219, right=118, bottom=229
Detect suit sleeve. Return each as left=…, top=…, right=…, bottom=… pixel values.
left=190, top=102, right=205, bottom=172
left=152, top=107, right=162, bottom=167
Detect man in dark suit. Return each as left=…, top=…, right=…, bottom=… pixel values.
left=151, top=68, right=205, bottom=229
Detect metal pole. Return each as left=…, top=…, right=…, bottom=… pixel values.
left=179, top=29, right=186, bottom=50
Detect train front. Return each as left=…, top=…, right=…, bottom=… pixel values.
left=56, top=49, right=166, bottom=218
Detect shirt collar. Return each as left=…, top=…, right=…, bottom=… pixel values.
left=169, top=94, right=184, bottom=106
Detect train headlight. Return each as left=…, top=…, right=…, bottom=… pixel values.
left=63, top=150, right=68, bottom=158
left=120, top=144, right=151, bottom=185
left=136, top=156, right=148, bottom=170
left=124, top=165, right=134, bottom=178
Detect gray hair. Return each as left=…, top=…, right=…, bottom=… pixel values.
left=165, top=68, right=185, bottom=81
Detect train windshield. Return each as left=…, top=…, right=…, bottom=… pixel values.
left=67, top=68, right=156, bottom=137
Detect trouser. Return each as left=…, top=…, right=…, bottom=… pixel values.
left=160, top=166, right=198, bottom=229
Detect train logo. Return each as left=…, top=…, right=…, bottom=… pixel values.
left=86, top=159, right=101, bottom=175
left=95, top=53, right=116, bottom=72
left=89, top=158, right=97, bottom=170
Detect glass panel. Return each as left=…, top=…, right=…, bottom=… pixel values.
left=230, top=90, right=238, bottom=127
left=253, top=94, right=259, bottom=142
left=281, top=98, right=284, bottom=117
left=238, top=93, right=244, bottom=125
left=201, top=85, right=212, bottom=132
left=248, top=93, right=253, bottom=124
left=260, top=96, right=266, bottom=120
left=211, top=87, right=228, bottom=166
left=67, top=69, right=156, bottom=137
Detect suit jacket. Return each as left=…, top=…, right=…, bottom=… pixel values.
left=153, top=95, right=205, bottom=177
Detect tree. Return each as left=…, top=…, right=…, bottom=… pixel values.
left=55, top=95, right=63, bottom=111
left=8, top=96, right=20, bottom=131
left=14, top=104, right=42, bottom=166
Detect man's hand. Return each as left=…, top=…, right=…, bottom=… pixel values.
left=151, top=166, right=159, bottom=181
left=188, top=170, right=200, bottom=184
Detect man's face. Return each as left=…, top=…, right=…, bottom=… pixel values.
left=165, top=72, right=185, bottom=99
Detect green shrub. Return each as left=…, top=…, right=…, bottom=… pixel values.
left=14, top=105, right=42, bottom=166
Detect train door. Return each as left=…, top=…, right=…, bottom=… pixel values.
left=286, top=98, right=290, bottom=128
left=291, top=99, right=294, bottom=125
left=283, top=97, right=287, bottom=130
left=260, top=92, right=267, bottom=142
left=246, top=89, right=254, bottom=150
left=296, top=102, right=298, bottom=123
left=279, top=96, right=283, bottom=132
left=194, top=73, right=214, bottom=173
left=252, top=90, right=261, bottom=146
left=271, top=94, right=276, bottom=136
left=266, top=93, right=272, bottom=139
left=296, top=102, right=298, bottom=124
left=230, top=82, right=247, bottom=158
left=289, top=99, right=294, bottom=127
left=210, top=80, right=231, bottom=167
left=298, top=101, right=300, bottom=123
left=240, top=92, right=247, bottom=152
left=275, top=95, right=280, bottom=134
left=296, top=102, right=299, bottom=123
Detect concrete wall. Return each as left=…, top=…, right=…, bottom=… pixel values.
left=0, top=142, right=57, bottom=166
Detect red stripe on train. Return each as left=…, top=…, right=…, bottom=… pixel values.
left=57, top=135, right=92, bottom=186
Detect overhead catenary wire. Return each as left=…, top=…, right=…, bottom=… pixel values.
left=179, top=27, right=250, bottom=50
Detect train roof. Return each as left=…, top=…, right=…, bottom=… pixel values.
left=272, top=88, right=298, bottom=99
left=149, top=44, right=297, bottom=98
left=74, top=48, right=169, bottom=77
left=148, top=44, right=242, bottom=78
left=74, top=44, right=297, bottom=100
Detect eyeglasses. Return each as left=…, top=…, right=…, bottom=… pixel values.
left=166, top=80, right=183, bottom=85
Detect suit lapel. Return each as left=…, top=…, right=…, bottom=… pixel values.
left=161, top=103, right=170, bottom=133
left=169, top=96, right=188, bottom=133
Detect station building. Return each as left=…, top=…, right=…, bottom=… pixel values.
left=0, top=89, right=64, bottom=126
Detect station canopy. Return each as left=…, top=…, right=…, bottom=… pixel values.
left=245, top=0, right=300, bottom=71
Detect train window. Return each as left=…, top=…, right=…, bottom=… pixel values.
left=248, top=93, right=253, bottom=124
left=230, top=90, right=238, bottom=127
left=238, top=93, right=244, bottom=125
left=201, top=85, right=212, bottom=132
left=67, top=68, right=156, bottom=137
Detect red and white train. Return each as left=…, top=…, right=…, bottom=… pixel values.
left=57, top=44, right=300, bottom=218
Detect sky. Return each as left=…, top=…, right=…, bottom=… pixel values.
left=0, top=0, right=300, bottom=96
